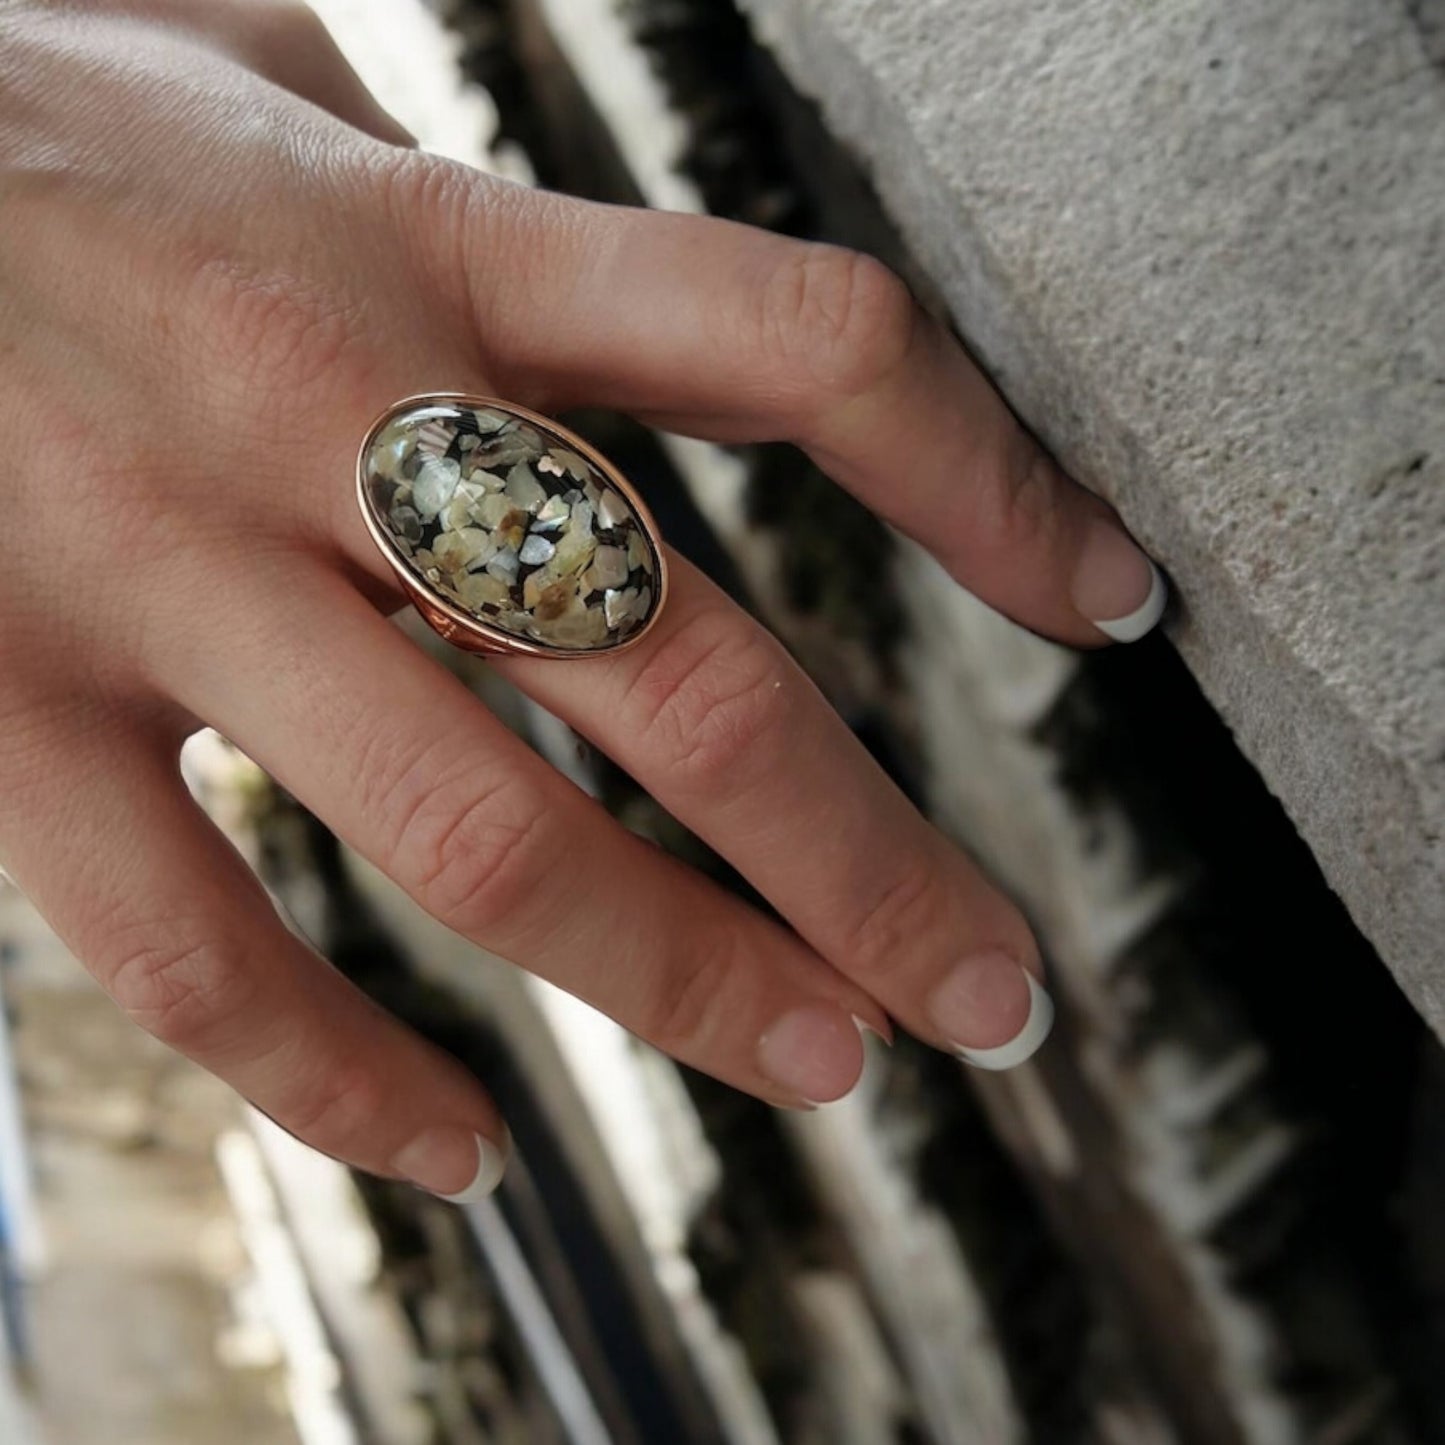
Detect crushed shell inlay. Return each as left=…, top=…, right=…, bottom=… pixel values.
left=361, top=399, right=660, bottom=653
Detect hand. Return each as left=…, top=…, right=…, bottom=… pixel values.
left=0, top=0, right=1163, bottom=1201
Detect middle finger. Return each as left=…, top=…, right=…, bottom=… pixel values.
left=499, top=554, right=1055, bottom=1069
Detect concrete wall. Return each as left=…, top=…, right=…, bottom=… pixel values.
left=735, top=0, right=1445, bottom=1037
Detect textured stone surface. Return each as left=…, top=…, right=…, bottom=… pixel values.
left=738, top=0, right=1445, bottom=1034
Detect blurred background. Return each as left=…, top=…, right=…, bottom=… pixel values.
left=1, top=1, right=1441, bottom=1442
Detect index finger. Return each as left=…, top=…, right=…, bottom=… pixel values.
left=453, top=191, right=1165, bottom=646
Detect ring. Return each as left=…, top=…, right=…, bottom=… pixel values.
left=357, top=394, right=668, bottom=657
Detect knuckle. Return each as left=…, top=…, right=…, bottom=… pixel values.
left=103, top=930, right=257, bottom=1052
left=756, top=245, right=917, bottom=410
left=970, top=427, right=1066, bottom=558
left=641, top=934, right=742, bottom=1057
left=377, top=751, right=553, bottom=935
left=379, top=148, right=474, bottom=235
left=629, top=614, right=792, bottom=793
left=839, top=862, right=952, bottom=981
left=377, top=151, right=557, bottom=345
left=378, top=149, right=514, bottom=254
left=276, top=1064, right=389, bottom=1161
left=374, top=151, right=483, bottom=304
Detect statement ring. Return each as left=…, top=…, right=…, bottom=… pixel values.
left=358, top=394, right=668, bottom=657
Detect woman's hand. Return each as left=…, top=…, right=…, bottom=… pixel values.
left=0, top=0, right=1163, bottom=1200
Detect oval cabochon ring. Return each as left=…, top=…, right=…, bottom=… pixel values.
left=357, top=394, right=668, bottom=657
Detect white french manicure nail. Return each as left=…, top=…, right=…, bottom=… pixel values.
left=1071, top=516, right=1167, bottom=643
left=1092, top=560, right=1167, bottom=643
left=393, top=1126, right=509, bottom=1203
left=437, top=1132, right=509, bottom=1203
left=851, top=1013, right=891, bottom=1046
left=956, top=974, right=1056, bottom=1071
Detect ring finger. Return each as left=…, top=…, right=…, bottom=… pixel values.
left=166, top=565, right=891, bottom=1106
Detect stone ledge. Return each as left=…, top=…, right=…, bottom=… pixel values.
left=738, top=0, right=1445, bottom=1036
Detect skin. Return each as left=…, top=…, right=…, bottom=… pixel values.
left=0, top=0, right=1160, bottom=1196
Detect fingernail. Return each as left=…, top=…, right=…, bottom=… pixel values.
left=392, top=1126, right=509, bottom=1203
left=852, top=1013, right=893, bottom=1047
left=758, top=1003, right=865, bottom=1104
left=927, top=951, right=1055, bottom=1070
left=1072, top=518, right=1167, bottom=642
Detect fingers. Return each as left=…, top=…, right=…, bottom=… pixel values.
left=0, top=723, right=507, bottom=1202
left=166, top=569, right=890, bottom=1106
left=445, top=191, right=1164, bottom=646
left=496, top=555, right=1054, bottom=1069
